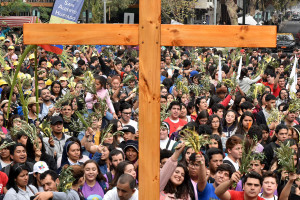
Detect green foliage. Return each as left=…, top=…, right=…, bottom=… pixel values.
left=82, top=0, right=135, bottom=23
left=177, top=128, right=211, bottom=153
left=11, top=119, right=39, bottom=150
left=275, top=141, right=296, bottom=173
left=0, top=0, right=31, bottom=16
left=58, top=166, right=76, bottom=192
left=161, top=0, right=197, bottom=23
left=0, top=141, right=15, bottom=151
left=38, top=7, right=52, bottom=22
left=39, top=120, right=52, bottom=138
left=247, top=83, right=266, bottom=99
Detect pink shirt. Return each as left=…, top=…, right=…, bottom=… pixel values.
left=85, top=88, right=115, bottom=113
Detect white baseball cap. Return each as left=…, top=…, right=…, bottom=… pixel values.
left=32, top=161, right=49, bottom=174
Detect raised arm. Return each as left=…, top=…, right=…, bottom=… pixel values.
left=279, top=172, right=297, bottom=200
left=160, top=143, right=185, bottom=192
left=215, top=171, right=241, bottom=200
left=196, top=153, right=207, bottom=192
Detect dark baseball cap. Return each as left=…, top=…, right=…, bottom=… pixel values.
left=124, top=140, right=138, bottom=152
left=121, top=125, right=136, bottom=134
left=51, top=116, right=63, bottom=125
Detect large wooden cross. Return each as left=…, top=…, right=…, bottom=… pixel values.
left=23, top=0, right=276, bottom=199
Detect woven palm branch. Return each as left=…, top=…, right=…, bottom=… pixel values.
left=11, top=119, right=39, bottom=150
left=58, top=166, right=76, bottom=192
left=247, top=83, right=266, bottom=99
left=175, top=77, right=189, bottom=94
left=222, top=73, right=238, bottom=94
left=2, top=71, right=15, bottom=87
left=99, top=124, right=123, bottom=145
left=252, top=60, right=267, bottom=79
left=54, top=91, right=75, bottom=109
left=160, top=104, right=170, bottom=126
left=177, top=128, right=210, bottom=154
left=0, top=141, right=16, bottom=151
left=39, top=120, right=52, bottom=138
left=267, top=108, right=284, bottom=126
left=83, top=72, right=96, bottom=94
left=59, top=49, right=74, bottom=70
left=275, top=141, right=296, bottom=173
left=289, top=96, right=300, bottom=113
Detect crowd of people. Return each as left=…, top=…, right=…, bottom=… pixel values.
left=0, top=27, right=299, bottom=200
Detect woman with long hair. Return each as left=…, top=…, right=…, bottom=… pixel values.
left=207, top=114, right=222, bottom=136
left=222, top=110, right=238, bottom=138
left=50, top=81, right=63, bottom=102
left=4, top=163, right=38, bottom=200
left=26, top=135, right=57, bottom=171
left=82, top=160, right=108, bottom=199
left=235, top=111, right=255, bottom=135
left=179, top=103, right=191, bottom=123
left=109, top=161, right=137, bottom=190
left=260, top=124, right=271, bottom=147
left=160, top=143, right=195, bottom=200
left=276, top=88, right=289, bottom=108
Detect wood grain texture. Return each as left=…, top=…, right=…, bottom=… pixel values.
left=23, top=24, right=139, bottom=45
left=138, top=0, right=161, bottom=199
left=24, top=24, right=276, bottom=48
left=161, top=25, right=277, bottom=47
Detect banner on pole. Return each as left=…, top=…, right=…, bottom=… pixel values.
left=49, top=0, right=84, bottom=24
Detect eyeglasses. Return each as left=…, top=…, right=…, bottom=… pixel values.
left=122, top=112, right=131, bottom=115
left=212, top=121, right=219, bottom=124
left=188, top=163, right=200, bottom=168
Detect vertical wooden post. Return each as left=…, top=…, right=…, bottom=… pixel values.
left=138, top=0, right=161, bottom=199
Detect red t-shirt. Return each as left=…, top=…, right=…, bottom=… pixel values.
left=229, top=190, right=264, bottom=200
left=0, top=171, right=8, bottom=194
left=164, top=117, right=187, bottom=137
left=262, top=82, right=281, bottom=97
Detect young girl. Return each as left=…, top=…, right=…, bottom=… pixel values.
left=85, top=75, right=117, bottom=120
left=82, top=160, right=107, bottom=199
left=222, top=110, right=238, bottom=147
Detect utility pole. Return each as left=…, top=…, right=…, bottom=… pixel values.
left=214, top=0, right=217, bottom=25
left=103, top=0, right=107, bottom=24
left=242, top=0, right=246, bottom=25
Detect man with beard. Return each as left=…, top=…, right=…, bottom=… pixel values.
left=215, top=171, right=264, bottom=200
left=105, top=150, right=125, bottom=184
left=197, top=152, right=233, bottom=200
left=40, top=88, right=54, bottom=120
left=60, top=102, right=78, bottom=137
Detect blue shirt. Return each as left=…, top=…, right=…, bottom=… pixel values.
left=197, top=183, right=220, bottom=200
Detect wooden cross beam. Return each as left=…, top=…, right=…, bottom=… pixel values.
left=23, top=0, right=276, bottom=199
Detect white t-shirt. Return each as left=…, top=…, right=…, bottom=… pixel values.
left=103, top=187, right=138, bottom=200
left=160, top=138, right=176, bottom=151
left=258, top=193, right=278, bottom=200
left=223, top=156, right=239, bottom=171
left=122, top=119, right=138, bottom=132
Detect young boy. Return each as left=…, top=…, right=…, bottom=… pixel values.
left=258, top=171, right=278, bottom=200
